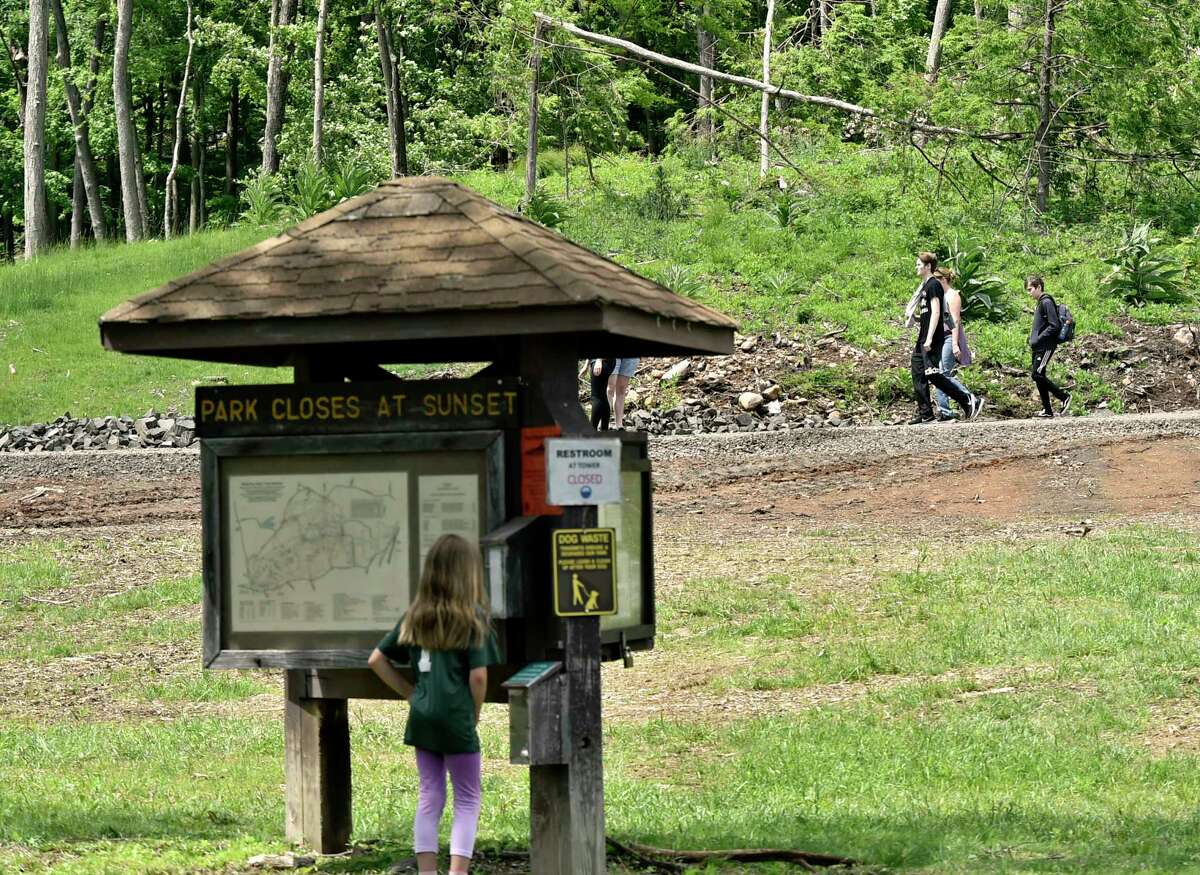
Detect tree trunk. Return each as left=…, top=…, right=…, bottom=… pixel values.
left=23, top=0, right=50, bottom=258
left=0, top=24, right=27, bottom=125
left=759, top=0, right=775, bottom=177
left=375, top=4, right=405, bottom=177
left=975, top=0, right=984, bottom=20
left=394, top=28, right=408, bottom=175
left=925, top=0, right=953, bottom=82
left=1008, top=4, right=1025, bottom=30
left=263, top=0, right=296, bottom=174
left=70, top=154, right=83, bottom=247
left=226, top=77, right=239, bottom=196
left=696, top=6, right=715, bottom=151
left=1, top=210, right=14, bottom=260
left=1034, top=0, right=1059, bottom=215
left=113, top=0, right=145, bottom=240
left=190, top=75, right=205, bottom=233
left=164, top=0, right=195, bottom=240
left=524, top=17, right=546, bottom=204
left=50, top=0, right=107, bottom=241
left=819, top=0, right=832, bottom=37
left=312, top=0, right=329, bottom=164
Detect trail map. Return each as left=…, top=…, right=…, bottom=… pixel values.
left=227, top=472, right=410, bottom=632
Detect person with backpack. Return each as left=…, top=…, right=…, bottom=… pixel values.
left=907, top=252, right=985, bottom=425
left=1026, top=275, right=1074, bottom=417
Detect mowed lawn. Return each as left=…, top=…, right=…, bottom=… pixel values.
left=2, top=525, right=1200, bottom=873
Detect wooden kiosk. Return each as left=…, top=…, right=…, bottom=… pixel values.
left=99, top=177, right=735, bottom=873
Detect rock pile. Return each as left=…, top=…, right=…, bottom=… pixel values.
left=0, top=412, right=197, bottom=452
left=612, top=332, right=866, bottom=436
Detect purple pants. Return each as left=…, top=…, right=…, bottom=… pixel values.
left=414, top=748, right=482, bottom=859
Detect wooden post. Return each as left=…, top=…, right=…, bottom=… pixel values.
left=524, top=17, right=547, bottom=205
left=283, top=348, right=353, bottom=855
left=519, top=338, right=606, bottom=875
left=284, top=671, right=353, bottom=853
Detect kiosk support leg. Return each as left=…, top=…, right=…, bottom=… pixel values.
left=529, top=616, right=604, bottom=874
left=284, top=670, right=352, bottom=854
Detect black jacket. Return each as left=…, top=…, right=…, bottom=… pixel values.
left=1030, top=294, right=1061, bottom=349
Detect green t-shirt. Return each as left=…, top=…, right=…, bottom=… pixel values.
left=376, top=617, right=501, bottom=755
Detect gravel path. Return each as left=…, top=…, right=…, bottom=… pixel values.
left=2, top=411, right=1199, bottom=484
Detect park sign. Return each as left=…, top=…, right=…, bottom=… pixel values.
left=98, top=176, right=735, bottom=869
left=195, top=377, right=520, bottom=437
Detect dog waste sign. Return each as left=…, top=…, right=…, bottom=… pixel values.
left=552, top=528, right=617, bottom=617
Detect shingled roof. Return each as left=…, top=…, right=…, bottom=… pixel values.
left=100, top=177, right=736, bottom=366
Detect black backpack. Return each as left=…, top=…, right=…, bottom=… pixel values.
left=1056, top=302, right=1076, bottom=343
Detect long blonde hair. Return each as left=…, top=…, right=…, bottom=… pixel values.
left=399, top=534, right=490, bottom=650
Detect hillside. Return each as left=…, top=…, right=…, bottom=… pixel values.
left=1, top=153, right=1198, bottom=430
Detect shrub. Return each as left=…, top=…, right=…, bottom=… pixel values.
left=635, top=164, right=690, bottom=221
left=1100, top=223, right=1188, bottom=306
left=238, top=174, right=282, bottom=226
left=330, top=159, right=376, bottom=203
left=284, top=160, right=334, bottom=223
left=523, top=187, right=567, bottom=229
left=767, top=191, right=801, bottom=231
left=947, top=237, right=1009, bottom=322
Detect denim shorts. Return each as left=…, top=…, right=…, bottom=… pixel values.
left=613, top=358, right=639, bottom=378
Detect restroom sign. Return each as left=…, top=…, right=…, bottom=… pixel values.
left=545, top=438, right=622, bottom=505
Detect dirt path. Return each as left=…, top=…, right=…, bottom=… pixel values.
left=2, top=411, right=1198, bottom=535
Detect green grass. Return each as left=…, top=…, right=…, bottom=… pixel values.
left=3, top=150, right=1197, bottom=425
left=3, top=527, right=1200, bottom=872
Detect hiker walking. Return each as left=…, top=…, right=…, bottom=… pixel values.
left=1026, top=276, right=1073, bottom=418
left=907, top=252, right=985, bottom=425
left=608, top=357, right=639, bottom=429
left=932, top=267, right=977, bottom=421
left=582, top=358, right=616, bottom=430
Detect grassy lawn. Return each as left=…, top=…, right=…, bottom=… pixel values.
left=2, top=526, right=1199, bottom=873
left=2, top=150, right=1196, bottom=426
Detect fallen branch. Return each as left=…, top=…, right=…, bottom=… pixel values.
left=534, top=13, right=1021, bottom=143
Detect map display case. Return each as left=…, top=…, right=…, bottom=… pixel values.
left=202, top=431, right=504, bottom=668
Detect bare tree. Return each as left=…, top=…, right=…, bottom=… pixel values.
left=1034, top=0, right=1061, bottom=214
left=23, top=0, right=50, bottom=257
left=225, top=78, right=239, bottom=195
left=50, top=0, right=106, bottom=242
left=925, top=0, right=953, bottom=82
left=759, top=0, right=775, bottom=177
left=190, top=74, right=206, bottom=233
left=375, top=2, right=407, bottom=177
left=0, top=24, right=27, bottom=124
left=312, top=0, right=329, bottom=164
left=696, top=4, right=715, bottom=150
left=262, top=0, right=296, bottom=174
left=164, top=0, right=195, bottom=239
left=975, top=0, right=984, bottom=19
left=113, top=0, right=145, bottom=239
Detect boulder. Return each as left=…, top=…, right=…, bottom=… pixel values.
left=738, top=392, right=764, bottom=411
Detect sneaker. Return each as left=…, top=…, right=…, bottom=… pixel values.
left=1059, top=393, right=1073, bottom=416
left=907, top=414, right=936, bottom=425
left=1033, top=410, right=1054, bottom=418
left=967, top=395, right=986, bottom=420
left=924, top=365, right=943, bottom=376
left=937, top=412, right=958, bottom=422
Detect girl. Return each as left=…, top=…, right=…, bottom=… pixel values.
left=368, top=534, right=500, bottom=875
left=932, top=267, right=976, bottom=421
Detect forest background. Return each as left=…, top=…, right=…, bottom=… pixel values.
left=2, top=0, right=1200, bottom=423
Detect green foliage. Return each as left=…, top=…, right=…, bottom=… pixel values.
left=282, top=160, right=334, bottom=223
left=634, top=164, right=690, bottom=221
left=1100, top=223, right=1189, bottom=306
left=767, top=190, right=801, bottom=231
left=522, top=187, right=567, bottom=229
left=947, top=237, right=1010, bottom=322
left=237, top=174, right=283, bottom=227
left=329, top=159, right=376, bottom=203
